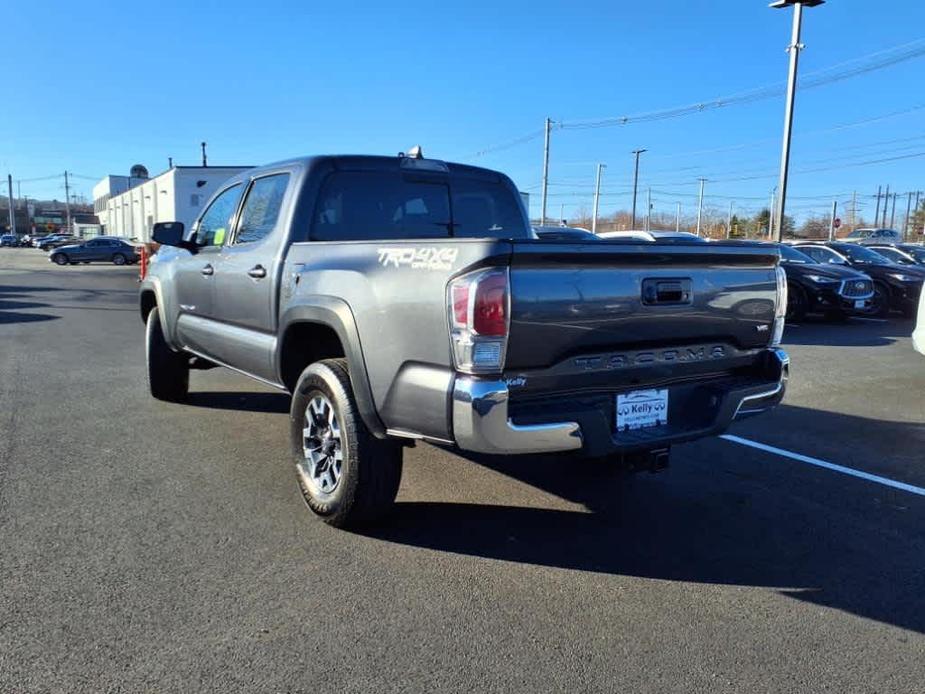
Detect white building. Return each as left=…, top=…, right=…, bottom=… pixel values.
left=93, top=165, right=251, bottom=242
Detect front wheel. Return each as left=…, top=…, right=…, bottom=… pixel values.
left=290, top=359, right=402, bottom=528
left=145, top=307, right=189, bottom=402
left=786, top=283, right=807, bottom=322
left=870, top=282, right=891, bottom=318
left=52, top=253, right=68, bottom=266
left=112, top=253, right=127, bottom=265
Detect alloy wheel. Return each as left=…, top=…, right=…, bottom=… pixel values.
left=299, top=393, right=344, bottom=496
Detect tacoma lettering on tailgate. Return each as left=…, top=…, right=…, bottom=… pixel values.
left=574, top=345, right=727, bottom=371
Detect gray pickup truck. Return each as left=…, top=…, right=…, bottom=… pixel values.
left=140, top=150, right=789, bottom=528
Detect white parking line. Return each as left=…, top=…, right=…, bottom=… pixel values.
left=720, top=434, right=925, bottom=497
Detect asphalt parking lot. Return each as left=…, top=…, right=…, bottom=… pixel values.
left=1, top=248, right=924, bottom=693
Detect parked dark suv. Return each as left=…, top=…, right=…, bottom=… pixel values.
left=795, top=241, right=925, bottom=318
left=866, top=243, right=925, bottom=267
left=778, top=244, right=874, bottom=320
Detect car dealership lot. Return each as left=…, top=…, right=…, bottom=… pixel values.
left=1, top=249, right=924, bottom=693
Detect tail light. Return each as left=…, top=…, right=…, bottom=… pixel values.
left=771, top=265, right=787, bottom=347
left=447, top=268, right=510, bottom=374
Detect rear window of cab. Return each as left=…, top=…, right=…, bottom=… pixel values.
left=310, top=171, right=527, bottom=241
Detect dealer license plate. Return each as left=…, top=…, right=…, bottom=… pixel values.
left=616, top=389, right=669, bottom=431
left=854, top=300, right=865, bottom=309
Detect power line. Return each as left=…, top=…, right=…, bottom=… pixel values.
left=560, top=40, right=925, bottom=130
left=468, top=41, right=925, bottom=160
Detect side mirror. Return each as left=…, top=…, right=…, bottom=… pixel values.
left=152, top=222, right=186, bottom=248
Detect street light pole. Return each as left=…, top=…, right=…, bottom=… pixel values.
left=770, top=0, right=824, bottom=242
left=592, top=163, right=606, bottom=234
left=631, top=149, right=646, bottom=229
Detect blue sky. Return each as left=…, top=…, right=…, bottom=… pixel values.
left=3, top=0, right=925, bottom=224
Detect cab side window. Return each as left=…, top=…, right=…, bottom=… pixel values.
left=234, top=174, right=290, bottom=245
left=194, top=184, right=242, bottom=247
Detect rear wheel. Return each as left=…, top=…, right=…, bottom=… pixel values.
left=145, top=307, right=189, bottom=402
left=52, top=253, right=68, bottom=266
left=112, top=253, right=127, bottom=265
left=290, top=358, right=402, bottom=528
left=786, top=283, right=807, bottom=322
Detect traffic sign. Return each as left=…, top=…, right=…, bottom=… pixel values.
left=833, top=218, right=841, bottom=229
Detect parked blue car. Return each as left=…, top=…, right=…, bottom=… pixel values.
left=49, top=237, right=139, bottom=266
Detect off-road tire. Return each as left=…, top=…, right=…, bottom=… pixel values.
left=145, top=307, right=189, bottom=402
left=290, top=358, right=402, bottom=528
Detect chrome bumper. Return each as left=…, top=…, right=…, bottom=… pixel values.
left=733, top=348, right=790, bottom=419
left=451, top=349, right=789, bottom=455
left=452, top=377, right=583, bottom=454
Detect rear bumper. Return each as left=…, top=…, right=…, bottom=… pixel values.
left=452, top=348, right=789, bottom=456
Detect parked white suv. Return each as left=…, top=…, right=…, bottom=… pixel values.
left=914, top=289, right=925, bottom=356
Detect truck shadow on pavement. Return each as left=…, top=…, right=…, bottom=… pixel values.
left=363, top=406, right=925, bottom=635
left=782, top=317, right=912, bottom=347
left=185, top=391, right=290, bottom=414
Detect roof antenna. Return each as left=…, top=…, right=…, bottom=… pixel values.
left=406, top=145, right=424, bottom=160
left=201, top=141, right=208, bottom=167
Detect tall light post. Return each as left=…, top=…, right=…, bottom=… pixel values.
left=592, top=163, right=606, bottom=234
left=770, top=0, right=824, bottom=242
left=631, top=149, right=646, bottom=229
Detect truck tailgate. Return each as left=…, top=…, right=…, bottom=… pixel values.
left=506, top=241, right=779, bottom=370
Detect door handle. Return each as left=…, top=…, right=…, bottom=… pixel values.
left=247, top=265, right=267, bottom=279
left=201, top=264, right=214, bottom=276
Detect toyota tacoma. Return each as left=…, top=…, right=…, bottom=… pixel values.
left=140, top=150, right=789, bottom=528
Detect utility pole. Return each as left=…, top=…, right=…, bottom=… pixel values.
left=591, top=163, right=605, bottom=234
left=696, top=178, right=706, bottom=236
left=726, top=200, right=734, bottom=238
left=559, top=203, right=565, bottom=224
left=540, top=118, right=552, bottom=225
left=769, top=190, right=776, bottom=238
left=904, top=191, right=913, bottom=240
left=828, top=199, right=837, bottom=240
left=645, top=187, right=652, bottom=231
left=201, top=141, right=208, bottom=167
left=675, top=202, right=681, bottom=232
left=889, top=192, right=897, bottom=228
left=851, top=190, right=857, bottom=229
left=882, top=184, right=890, bottom=227
left=770, top=0, right=824, bottom=242
left=873, top=185, right=881, bottom=226
left=64, top=171, right=71, bottom=234
left=16, top=180, right=21, bottom=207
left=915, top=191, right=922, bottom=238
left=7, top=174, right=16, bottom=236
left=631, top=149, right=646, bottom=229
